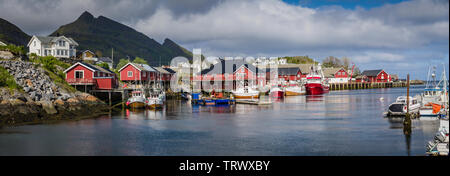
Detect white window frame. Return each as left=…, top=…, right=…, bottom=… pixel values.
left=75, top=70, right=84, bottom=79
left=128, top=71, right=133, bottom=77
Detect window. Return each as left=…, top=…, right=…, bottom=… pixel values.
left=57, top=50, right=60, bottom=55
left=34, top=41, right=36, bottom=47
left=64, top=50, right=68, bottom=55
left=75, top=71, right=84, bottom=79
left=128, top=71, right=133, bottom=77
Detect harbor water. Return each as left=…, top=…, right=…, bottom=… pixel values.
left=0, top=85, right=440, bottom=156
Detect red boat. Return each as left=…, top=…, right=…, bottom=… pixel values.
left=270, top=87, right=284, bottom=98
left=305, top=64, right=329, bottom=95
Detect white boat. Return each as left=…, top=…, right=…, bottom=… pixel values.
left=269, top=87, right=284, bottom=98
left=147, top=88, right=165, bottom=109
left=426, top=119, right=449, bottom=156
left=387, top=96, right=421, bottom=116
left=232, top=86, right=259, bottom=99
left=127, top=90, right=146, bottom=109
left=419, top=65, right=449, bottom=118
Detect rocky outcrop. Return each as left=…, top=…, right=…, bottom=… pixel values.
left=0, top=51, right=14, bottom=59
left=0, top=60, right=110, bottom=127
left=0, top=60, right=70, bottom=102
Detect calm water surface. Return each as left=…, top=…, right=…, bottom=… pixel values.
left=0, top=85, right=440, bottom=156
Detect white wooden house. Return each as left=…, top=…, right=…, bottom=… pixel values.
left=27, top=35, right=78, bottom=58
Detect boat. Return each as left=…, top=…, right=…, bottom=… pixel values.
left=387, top=96, right=421, bottom=116
left=232, top=86, right=259, bottom=99
left=269, top=87, right=284, bottom=98
left=426, top=119, right=449, bottom=156
left=127, top=90, right=146, bottom=109
left=419, top=65, right=449, bottom=118
left=146, top=89, right=165, bottom=109
left=305, top=63, right=329, bottom=95
left=285, top=84, right=306, bottom=96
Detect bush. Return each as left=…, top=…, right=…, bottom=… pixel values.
left=0, top=44, right=26, bottom=55
left=0, top=66, right=21, bottom=90
left=31, top=56, right=70, bottom=73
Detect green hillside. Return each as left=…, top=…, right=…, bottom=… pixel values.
left=0, top=18, right=31, bottom=46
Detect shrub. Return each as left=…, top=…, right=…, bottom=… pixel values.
left=0, top=44, right=26, bottom=55
left=0, top=66, right=21, bottom=90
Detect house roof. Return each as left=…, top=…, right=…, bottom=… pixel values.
left=277, top=67, right=300, bottom=75
left=63, top=62, right=114, bottom=74
left=118, top=62, right=157, bottom=72
left=29, top=35, right=78, bottom=46
left=154, top=67, right=170, bottom=74
left=163, top=67, right=176, bottom=74
left=361, top=70, right=383, bottom=77
left=97, top=57, right=113, bottom=63
left=0, top=40, right=6, bottom=46
left=276, top=64, right=314, bottom=74
left=323, top=67, right=344, bottom=78
left=199, top=59, right=269, bottom=75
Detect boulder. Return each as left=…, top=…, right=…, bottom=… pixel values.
left=39, top=101, right=58, bottom=114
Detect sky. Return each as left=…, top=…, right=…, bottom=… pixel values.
left=0, top=0, right=448, bottom=80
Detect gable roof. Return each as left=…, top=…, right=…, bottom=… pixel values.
left=28, top=35, right=78, bottom=46
left=154, top=67, right=171, bottom=74
left=0, top=40, right=6, bottom=46
left=361, top=69, right=383, bottom=77
left=163, top=67, right=176, bottom=74
left=97, top=57, right=113, bottom=63
left=63, top=62, right=114, bottom=74
left=199, top=59, right=269, bottom=75
left=323, top=67, right=345, bottom=77
left=118, top=62, right=156, bottom=72
left=277, top=67, right=300, bottom=75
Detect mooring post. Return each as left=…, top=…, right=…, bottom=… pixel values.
left=109, top=91, right=112, bottom=106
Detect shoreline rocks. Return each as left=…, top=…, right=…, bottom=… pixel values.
left=0, top=60, right=110, bottom=127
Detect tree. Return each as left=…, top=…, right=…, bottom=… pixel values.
left=116, top=58, right=130, bottom=70
left=322, top=56, right=342, bottom=68
left=97, top=62, right=110, bottom=69
left=133, top=57, right=148, bottom=65
left=341, top=57, right=351, bottom=70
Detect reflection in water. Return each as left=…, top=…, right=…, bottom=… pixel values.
left=0, top=85, right=441, bottom=156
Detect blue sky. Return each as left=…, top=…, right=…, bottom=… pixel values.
left=0, top=0, right=448, bottom=80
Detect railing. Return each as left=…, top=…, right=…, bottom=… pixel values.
left=66, top=78, right=96, bottom=85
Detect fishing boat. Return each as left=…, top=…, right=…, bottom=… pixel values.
left=127, top=90, right=146, bottom=109
left=305, top=63, right=329, bottom=95
left=146, top=89, right=165, bottom=109
left=419, top=65, right=449, bottom=118
left=285, top=85, right=306, bottom=96
left=269, top=87, right=284, bottom=98
left=232, top=86, right=259, bottom=99
left=387, top=96, right=421, bottom=116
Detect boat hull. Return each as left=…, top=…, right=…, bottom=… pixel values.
left=270, top=91, right=284, bottom=98
left=285, top=90, right=305, bottom=96
left=233, top=95, right=259, bottom=99
left=147, top=104, right=163, bottom=109
left=128, top=102, right=146, bottom=109
left=305, top=83, right=329, bottom=95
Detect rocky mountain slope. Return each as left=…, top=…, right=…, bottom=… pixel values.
left=51, top=11, right=192, bottom=66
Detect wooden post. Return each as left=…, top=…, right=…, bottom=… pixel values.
left=109, top=91, right=112, bottom=106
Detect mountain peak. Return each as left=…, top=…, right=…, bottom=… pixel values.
left=77, top=11, right=94, bottom=21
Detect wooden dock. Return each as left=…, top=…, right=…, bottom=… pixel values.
left=329, top=82, right=409, bottom=91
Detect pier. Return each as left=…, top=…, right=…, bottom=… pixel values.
left=329, top=82, right=408, bottom=91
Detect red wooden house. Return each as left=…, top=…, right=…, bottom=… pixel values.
left=64, top=62, right=118, bottom=91
left=323, top=67, right=350, bottom=83
left=193, top=60, right=269, bottom=91
left=277, top=67, right=302, bottom=81
left=118, top=63, right=157, bottom=82
left=361, top=69, right=391, bottom=83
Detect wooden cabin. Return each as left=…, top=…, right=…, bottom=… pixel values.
left=64, top=62, right=118, bottom=91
